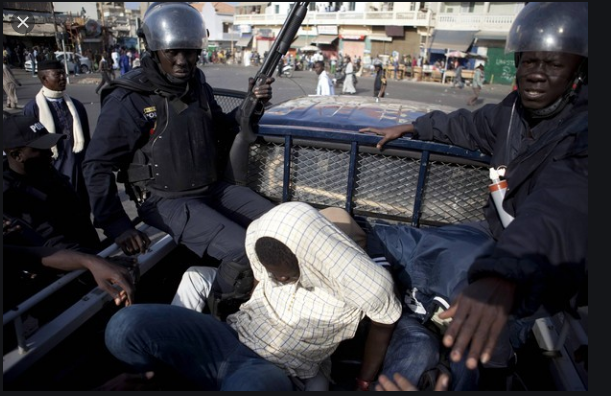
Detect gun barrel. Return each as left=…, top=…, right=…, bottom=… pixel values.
left=226, top=2, right=310, bottom=185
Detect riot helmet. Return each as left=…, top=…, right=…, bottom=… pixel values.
left=140, top=2, right=208, bottom=52
left=506, top=2, right=588, bottom=60
left=506, top=2, right=588, bottom=118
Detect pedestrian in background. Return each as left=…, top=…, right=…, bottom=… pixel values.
left=341, top=55, right=357, bottom=95
left=119, top=47, right=130, bottom=76
left=28, top=49, right=37, bottom=77
left=467, top=64, right=485, bottom=106
left=313, top=60, right=334, bottom=96
left=452, top=60, right=465, bottom=89
left=3, top=58, right=22, bottom=109
left=23, top=60, right=91, bottom=211
left=73, top=54, right=81, bottom=76
left=95, top=53, right=112, bottom=95
left=372, top=59, right=387, bottom=100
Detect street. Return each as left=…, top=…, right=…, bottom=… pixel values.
left=5, top=63, right=513, bottom=134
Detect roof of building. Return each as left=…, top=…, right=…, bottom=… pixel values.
left=211, top=2, right=235, bottom=14
left=191, top=3, right=204, bottom=13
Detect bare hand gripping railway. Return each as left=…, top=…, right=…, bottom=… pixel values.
left=224, top=2, right=310, bottom=185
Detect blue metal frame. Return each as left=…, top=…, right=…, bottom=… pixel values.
left=213, top=90, right=493, bottom=227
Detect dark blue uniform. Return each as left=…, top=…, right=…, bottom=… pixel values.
left=4, top=159, right=102, bottom=311
left=82, top=66, right=275, bottom=302
left=4, top=159, right=100, bottom=253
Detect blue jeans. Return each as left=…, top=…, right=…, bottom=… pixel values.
left=368, top=221, right=495, bottom=318
left=368, top=222, right=495, bottom=390
left=376, top=311, right=479, bottom=391
left=105, top=304, right=294, bottom=391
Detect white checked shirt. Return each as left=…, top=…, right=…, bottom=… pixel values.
left=227, top=202, right=402, bottom=379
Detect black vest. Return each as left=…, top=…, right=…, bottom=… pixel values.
left=113, top=69, right=219, bottom=198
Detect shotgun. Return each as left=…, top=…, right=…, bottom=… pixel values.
left=224, top=2, right=310, bottom=185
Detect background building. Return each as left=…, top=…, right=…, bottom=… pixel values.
left=3, top=3, right=63, bottom=54
left=234, top=1, right=525, bottom=85
left=3, top=2, right=141, bottom=64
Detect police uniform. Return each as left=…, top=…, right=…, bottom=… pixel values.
left=82, top=65, right=275, bottom=312
left=4, top=159, right=101, bottom=254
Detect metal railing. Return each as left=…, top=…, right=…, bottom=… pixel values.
left=3, top=226, right=177, bottom=382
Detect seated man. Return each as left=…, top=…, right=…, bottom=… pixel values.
left=171, top=206, right=368, bottom=313
left=82, top=3, right=277, bottom=320
left=102, top=202, right=401, bottom=391
left=3, top=115, right=136, bottom=311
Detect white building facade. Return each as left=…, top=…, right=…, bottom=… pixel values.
left=234, top=2, right=526, bottom=85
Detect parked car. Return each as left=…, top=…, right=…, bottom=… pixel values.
left=24, top=51, right=92, bottom=74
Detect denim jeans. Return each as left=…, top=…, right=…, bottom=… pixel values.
left=368, top=221, right=495, bottom=319
left=368, top=222, right=496, bottom=390
left=376, top=311, right=480, bottom=391
left=105, top=304, right=294, bottom=391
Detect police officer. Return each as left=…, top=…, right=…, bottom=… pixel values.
left=4, top=115, right=136, bottom=309
left=82, top=2, right=276, bottom=318
left=360, top=2, right=587, bottom=390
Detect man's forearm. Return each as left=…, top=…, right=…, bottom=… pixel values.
left=358, top=320, right=396, bottom=384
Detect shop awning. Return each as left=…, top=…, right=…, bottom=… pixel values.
left=290, top=35, right=314, bottom=48
left=3, top=22, right=59, bottom=37
left=235, top=34, right=253, bottom=47
left=475, top=31, right=507, bottom=40
left=429, top=29, right=477, bottom=51
left=369, top=34, right=392, bottom=42
left=311, top=35, right=338, bottom=45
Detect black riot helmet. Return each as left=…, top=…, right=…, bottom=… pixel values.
left=506, top=2, right=588, bottom=118
left=139, top=2, right=208, bottom=52
left=506, top=2, right=588, bottom=61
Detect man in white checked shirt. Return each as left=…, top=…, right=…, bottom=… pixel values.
left=102, top=202, right=401, bottom=391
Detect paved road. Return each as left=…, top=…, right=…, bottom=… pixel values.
left=5, top=64, right=513, bottom=133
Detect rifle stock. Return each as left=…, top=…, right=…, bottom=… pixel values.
left=225, top=2, right=310, bottom=185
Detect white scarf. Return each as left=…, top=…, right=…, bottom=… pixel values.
left=35, top=87, right=85, bottom=158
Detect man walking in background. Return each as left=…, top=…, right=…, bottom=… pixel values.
left=313, top=60, right=334, bottom=96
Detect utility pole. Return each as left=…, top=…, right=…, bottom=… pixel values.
left=51, top=2, right=60, bottom=50
left=230, top=23, right=234, bottom=62
left=97, top=2, right=106, bottom=53
left=51, top=3, right=70, bottom=84
left=423, top=8, right=432, bottom=64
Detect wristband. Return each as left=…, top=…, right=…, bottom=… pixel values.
left=356, top=377, right=372, bottom=391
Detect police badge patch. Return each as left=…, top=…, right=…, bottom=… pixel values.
left=143, top=106, right=157, bottom=120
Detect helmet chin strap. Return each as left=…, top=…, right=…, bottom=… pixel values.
left=525, top=91, right=572, bottom=119
left=165, top=73, right=192, bottom=85
left=520, top=57, right=587, bottom=120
